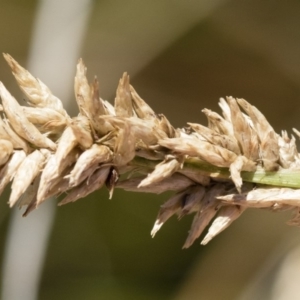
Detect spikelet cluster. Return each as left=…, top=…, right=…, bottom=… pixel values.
left=1, top=54, right=300, bottom=247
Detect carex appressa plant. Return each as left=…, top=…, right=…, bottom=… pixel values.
left=0, top=54, right=300, bottom=247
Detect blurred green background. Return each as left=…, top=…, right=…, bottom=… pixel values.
left=1, top=1, right=300, bottom=299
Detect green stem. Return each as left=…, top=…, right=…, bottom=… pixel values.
left=132, top=156, right=300, bottom=189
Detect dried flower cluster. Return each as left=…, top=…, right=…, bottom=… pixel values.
left=1, top=54, right=300, bottom=247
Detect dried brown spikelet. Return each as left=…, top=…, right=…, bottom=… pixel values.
left=151, top=185, right=207, bottom=238
left=184, top=207, right=218, bottom=248
left=151, top=190, right=187, bottom=237
left=278, top=131, right=299, bottom=169
left=130, top=85, right=156, bottom=120
left=188, top=122, right=240, bottom=154
left=237, top=98, right=276, bottom=141
left=113, top=120, right=136, bottom=166
left=115, top=72, right=133, bottom=117
left=0, top=82, right=56, bottom=150
left=58, top=166, right=111, bottom=205
left=37, top=149, right=79, bottom=205
left=178, top=185, right=206, bottom=217
left=237, top=98, right=279, bottom=170
left=219, top=187, right=300, bottom=208
left=116, top=173, right=194, bottom=194
left=89, top=77, right=109, bottom=134
left=9, top=149, right=49, bottom=207
left=18, top=175, right=41, bottom=208
left=183, top=183, right=226, bottom=248
left=3, top=53, right=68, bottom=117
left=156, top=114, right=177, bottom=138
left=42, top=178, right=71, bottom=202
left=226, top=97, right=259, bottom=161
left=0, top=116, right=30, bottom=152
left=74, top=59, right=109, bottom=136
left=69, top=115, right=93, bottom=149
left=260, top=131, right=280, bottom=171
left=0, top=150, right=26, bottom=197
left=22, top=106, right=67, bottom=134
left=201, top=205, right=245, bottom=245
left=54, top=126, right=78, bottom=169
left=218, top=97, right=232, bottom=123
left=69, top=144, right=112, bottom=187
left=106, top=115, right=166, bottom=146
left=74, top=58, right=92, bottom=116
left=105, top=167, right=119, bottom=199
left=159, top=136, right=238, bottom=168
left=202, top=108, right=234, bottom=137
left=138, top=156, right=183, bottom=188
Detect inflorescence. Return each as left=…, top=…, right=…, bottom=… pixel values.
left=1, top=54, right=300, bottom=247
